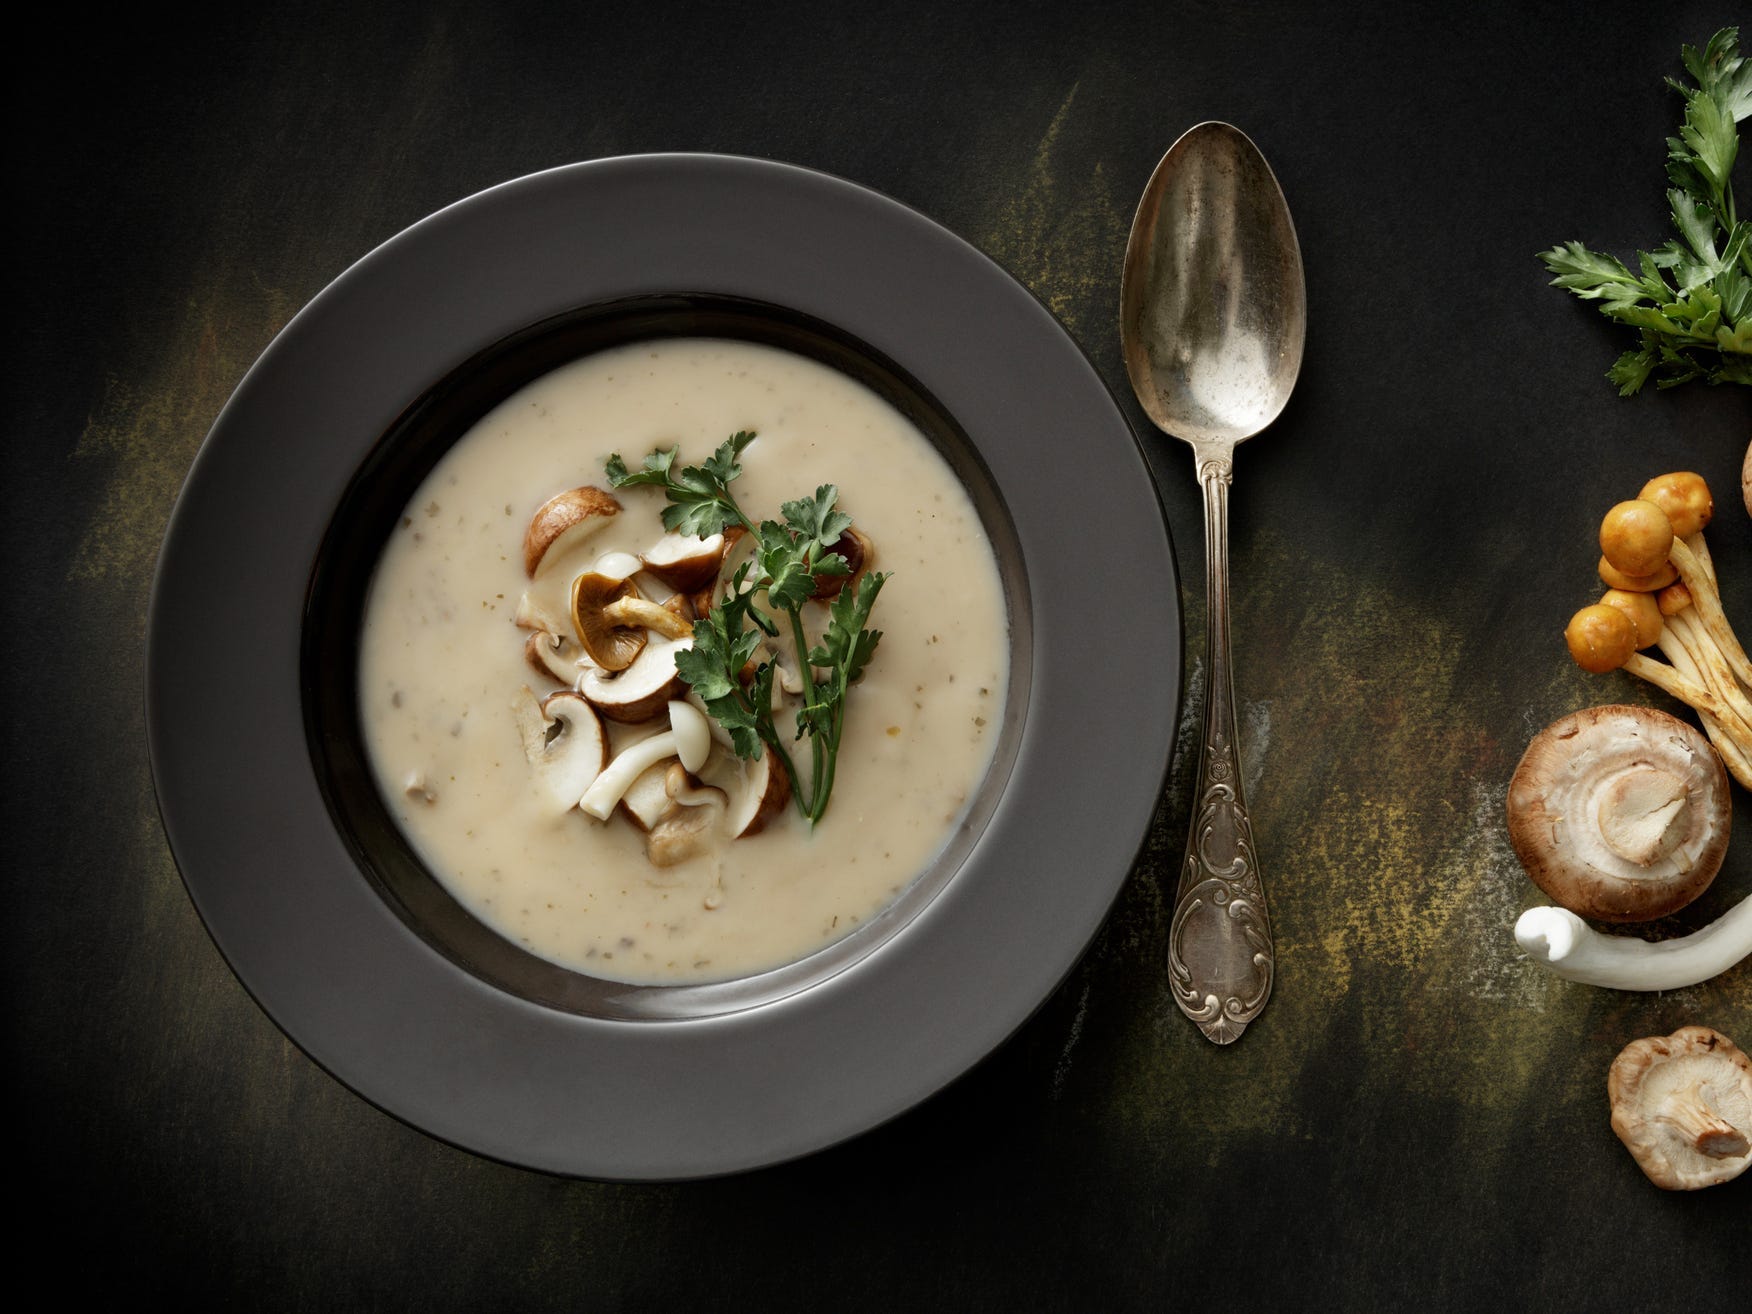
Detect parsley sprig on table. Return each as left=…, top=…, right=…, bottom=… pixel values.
left=606, top=432, right=888, bottom=826
left=1538, top=27, right=1752, bottom=394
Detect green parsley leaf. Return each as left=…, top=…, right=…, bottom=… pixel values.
left=1540, top=27, right=1752, bottom=395
left=605, top=436, right=890, bottom=824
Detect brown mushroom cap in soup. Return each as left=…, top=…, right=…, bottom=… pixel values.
left=1506, top=704, right=1730, bottom=922
left=523, top=485, right=621, bottom=576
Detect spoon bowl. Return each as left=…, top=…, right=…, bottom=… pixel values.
left=1120, top=122, right=1305, bottom=1043
left=1122, top=122, right=1305, bottom=447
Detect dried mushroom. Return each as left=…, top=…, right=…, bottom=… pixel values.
left=1609, top=1026, right=1752, bottom=1190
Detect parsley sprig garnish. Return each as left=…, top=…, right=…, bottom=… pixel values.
left=1538, top=27, right=1752, bottom=394
left=606, top=432, right=887, bottom=826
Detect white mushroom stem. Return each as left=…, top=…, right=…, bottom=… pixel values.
left=578, top=701, right=712, bottom=819
left=1669, top=536, right=1752, bottom=689
left=1514, top=896, right=1752, bottom=990
left=1657, top=621, right=1752, bottom=789
left=1621, top=651, right=1729, bottom=720
left=1658, top=1082, right=1751, bottom=1158
left=1666, top=613, right=1752, bottom=745
left=1685, top=531, right=1716, bottom=591
left=580, top=732, right=681, bottom=819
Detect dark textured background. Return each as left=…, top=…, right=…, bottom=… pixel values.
left=8, top=1, right=1750, bottom=1306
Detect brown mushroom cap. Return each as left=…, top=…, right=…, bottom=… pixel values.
left=1656, top=581, right=1693, bottom=618
left=1637, top=472, right=1713, bottom=539
left=1609, top=1026, right=1752, bottom=1190
left=570, top=572, right=648, bottom=672
left=641, top=531, right=733, bottom=593
left=523, top=486, right=621, bottom=577
left=1598, top=555, right=1678, bottom=592
left=1600, top=500, right=1675, bottom=578
left=1598, top=589, right=1662, bottom=650
left=698, top=744, right=792, bottom=837
left=811, top=527, right=874, bottom=601
left=1506, top=705, right=1730, bottom=922
left=1565, top=604, right=1637, bottom=674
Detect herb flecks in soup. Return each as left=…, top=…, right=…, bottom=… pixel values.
left=359, top=339, right=1007, bottom=985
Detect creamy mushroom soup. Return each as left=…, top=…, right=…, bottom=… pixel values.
left=358, top=338, right=1009, bottom=984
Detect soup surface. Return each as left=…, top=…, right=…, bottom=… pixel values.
left=358, top=338, right=1009, bottom=984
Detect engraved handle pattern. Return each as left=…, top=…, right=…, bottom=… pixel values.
left=1168, top=449, right=1273, bottom=1044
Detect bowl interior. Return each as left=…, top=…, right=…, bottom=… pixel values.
left=301, top=294, right=1033, bottom=1021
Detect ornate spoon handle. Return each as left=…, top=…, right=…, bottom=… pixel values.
left=1168, top=446, right=1274, bottom=1044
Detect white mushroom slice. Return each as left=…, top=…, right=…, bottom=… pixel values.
left=647, top=801, right=724, bottom=867
left=579, top=702, right=706, bottom=820
left=580, top=731, right=680, bottom=819
left=773, top=649, right=805, bottom=697
left=512, top=686, right=608, bottom=813
left=617, top=760, right=678, bottom=832
left=523, top=486, right=620, bottom=577
left=668, top=699, right=711, bottom=774
left=591, top=550, right=644, bottom=582
left=582, top=635, right=691, bottom=724
left=641, top=531, right=730, bottom=592
left=645, top=763, right=730, bottom=868
left=403, top=770, right=436, bottom=804
left=513, top=589, right=570, bottom=636
left=524, top=631, right=583, bottom=686
left=699, top=744, right=792, bottom=838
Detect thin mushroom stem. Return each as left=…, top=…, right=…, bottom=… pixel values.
left=1685, top=530, right=1717, bottom=591
left=1669, top=536, right=1752, bottom=689
left=1658, top=632, right=1752, bottom=790
left=1668, top=611, right=1752, bottom=742
left=1621, top=651, right=1728, bottom=719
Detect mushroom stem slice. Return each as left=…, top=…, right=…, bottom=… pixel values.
left=578, top=702, right=713, bottom=819
left=1655, top=1083, right=1751, bottom=1159
left=602, top=595, right=694, bottom=639
left=579, top=731, right=679, bottom=820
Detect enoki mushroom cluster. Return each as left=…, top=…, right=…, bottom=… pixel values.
left=1564, top=472, right=1752, bottom=790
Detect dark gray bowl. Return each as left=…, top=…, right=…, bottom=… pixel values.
left=147, top=154, right=1180, bottom=1180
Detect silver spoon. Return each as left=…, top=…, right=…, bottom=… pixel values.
left=1119, top=121, right=1306, bottom=1044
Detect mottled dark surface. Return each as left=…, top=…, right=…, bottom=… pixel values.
left=8, top=0, right=1750, bottom=1307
